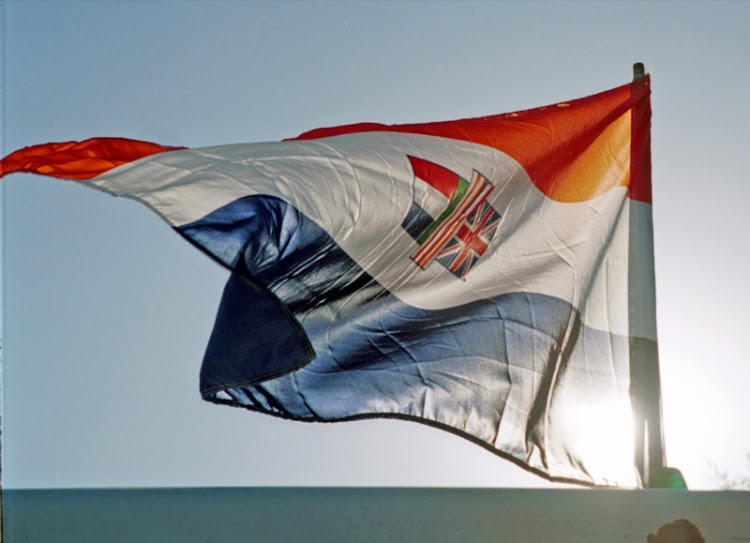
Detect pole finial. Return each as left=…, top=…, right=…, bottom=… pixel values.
left=633, top=62, right=646, bottom=80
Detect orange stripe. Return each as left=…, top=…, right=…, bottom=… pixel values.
left=2, top=80, right=651, bottom=205
left=630, top=75, right=652, bottom=203
left=0, top=138, right=185, bottom=180
left=407, top=155, right=460, bottom=199
left=292, top=78, right=651, bottom=204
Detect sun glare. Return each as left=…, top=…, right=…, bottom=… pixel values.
left=555, top=395, right=637, bottom=485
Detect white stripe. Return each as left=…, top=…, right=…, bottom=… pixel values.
left=86, top=132, right=647, bottom=338
left=627, top=200, right=658, bottom=340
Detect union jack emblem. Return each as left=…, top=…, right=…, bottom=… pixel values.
left=434, top=199, right=501, bottom=280
left=401, top=156, right=502, bottom=280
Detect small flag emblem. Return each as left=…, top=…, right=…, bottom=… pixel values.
left=401, top=156, right=501, bottom=279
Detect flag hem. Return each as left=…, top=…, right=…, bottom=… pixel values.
left=200, top=393, right=602, bottom=488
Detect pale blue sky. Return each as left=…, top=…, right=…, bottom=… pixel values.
left=2, top=1, right=749, bottom=489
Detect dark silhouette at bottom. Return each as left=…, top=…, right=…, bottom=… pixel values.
left=648, top=519, right=705, bottom=543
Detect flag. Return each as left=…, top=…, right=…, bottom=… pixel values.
left=0, top=75, right=657, bottom=487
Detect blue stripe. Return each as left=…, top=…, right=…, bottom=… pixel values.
left=179, top=195, right=630, bottom=472
left=400, top=201, right=434, bottom=241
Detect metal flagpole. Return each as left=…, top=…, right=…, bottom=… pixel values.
left=630, top=62, right=685, bottom=489
left=0, top=1, right=6, bottom=534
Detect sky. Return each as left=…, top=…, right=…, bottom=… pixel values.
left=2, top=0, right=750, bottom=490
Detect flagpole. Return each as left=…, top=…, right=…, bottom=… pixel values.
left=0, top=0, right=6, bottom=531
left=630, top=62, right=685, bottom=489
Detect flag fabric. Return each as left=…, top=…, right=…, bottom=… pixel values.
left=0, top=75, right=656, bottom=487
